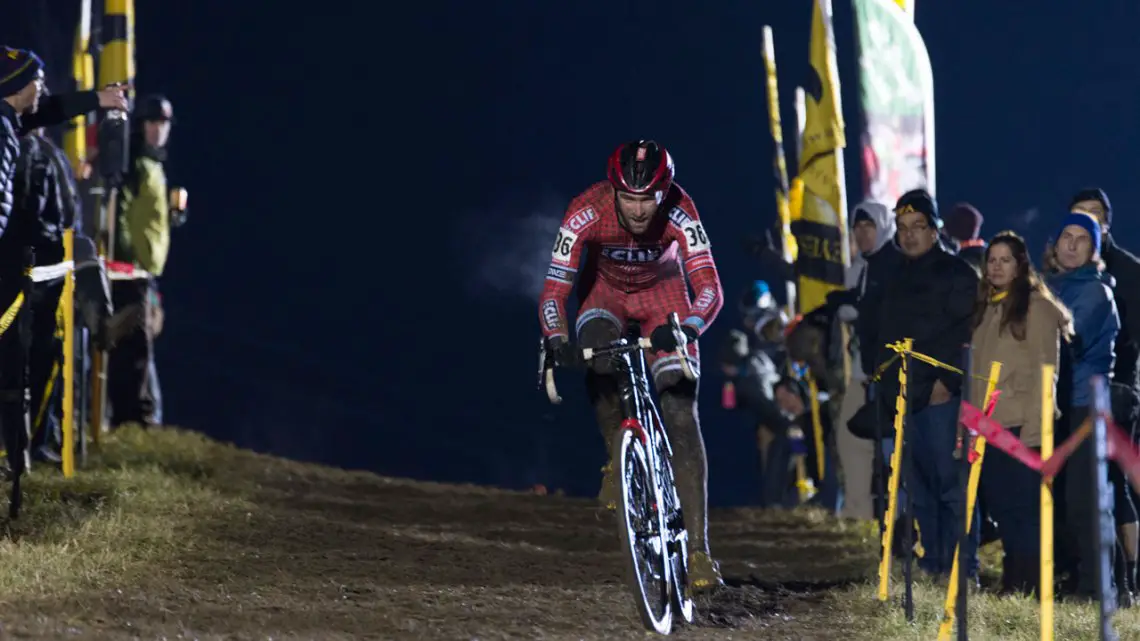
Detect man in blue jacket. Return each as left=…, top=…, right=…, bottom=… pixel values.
left=1048, top=210, right=1121, bottom=603
left=1071, top=188, right=1140, bottom=605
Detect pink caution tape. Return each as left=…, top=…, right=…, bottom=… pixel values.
left=1106, top=413, right=1140, bottom=496
left=959, top=402, right=1044, bottom=472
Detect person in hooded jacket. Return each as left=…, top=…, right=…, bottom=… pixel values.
left=864, top=189, right=980, bottom=580
left=855, top=202, right=904, bottom=382
left=830, top=200, right=895, bottom=520
left=1047, top=211, right=1121, bottom=602
left=1070, top=187, right=1140, bottom=604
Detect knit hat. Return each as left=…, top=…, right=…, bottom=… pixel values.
left=945, top=203, right=984, bottom=242
left=1055, top=211, right=1102, bottom=256
left=0, top=47, right=44, bottom=99
left=894, top=188, right=943, bottom=229
left=1069, top=187, right=1112, bottom=227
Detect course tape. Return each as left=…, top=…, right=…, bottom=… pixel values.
left=960, top=401, right=1139, bottom=488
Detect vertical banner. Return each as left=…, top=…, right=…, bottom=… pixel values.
left=852, top=0, right=935, bottom=207
left=793, top=0, right=849, bottom=316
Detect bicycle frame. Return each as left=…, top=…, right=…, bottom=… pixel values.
left=611, top=337, right=672, bottom=461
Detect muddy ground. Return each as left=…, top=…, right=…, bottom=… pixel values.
left=0, top=438, right=880, bottom=640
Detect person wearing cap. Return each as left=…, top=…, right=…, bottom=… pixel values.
left=1070, top=188, right=1140, bottom=604
left=1046, top=210, right=1122, bottom=602
left=863, top=188, right=981, bottom=580
left=944, top=203, right=987, bottom=274
left=107, top=93, right=178, bottom=429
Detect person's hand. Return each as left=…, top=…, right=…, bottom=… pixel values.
left=546, top=336, right=581, bottom=369
left=650, top=322, right=699, bottom=353
left=97, top=84, right=129, bottom=110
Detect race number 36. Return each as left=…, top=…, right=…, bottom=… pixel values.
left=682, top=221, right=710, bottom=252
left=552, top=227, right=578, bottom=262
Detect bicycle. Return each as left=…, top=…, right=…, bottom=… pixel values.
left=539, top=312, right=697, bottom=634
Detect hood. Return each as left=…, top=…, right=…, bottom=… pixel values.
left=851, top=200, right=896, bottom=254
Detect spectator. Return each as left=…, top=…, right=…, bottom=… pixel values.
left=0, top=47, right=44, bottom=481
left=1047, top=211, right=1121, bottom=602
left=972, top=231, right=1072, bottom=594
left=1070, top=188, right=1140, bottom=605
left=109, top=94, right=175, bottom=428
left=856, top=204, right=903, bottom=381
left=719, top=281, right=790, bottom=507
left=945, top=203, right=986, bottom=275
left=834, top=200, right=894, bottom=520
left=863, top=189, right=979, bottom=580
left=773, top=375, right=842, bottom=514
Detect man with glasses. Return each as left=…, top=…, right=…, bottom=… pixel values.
left=860, top=189, right=980, bottom=582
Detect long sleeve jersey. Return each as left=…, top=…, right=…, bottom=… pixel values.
left=538, top=181, right=723, bottom=339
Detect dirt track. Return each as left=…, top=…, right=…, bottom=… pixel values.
left=1, top=442, right=879, bottom=640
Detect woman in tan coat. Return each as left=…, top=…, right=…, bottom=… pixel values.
left=972, top=231, right=1073, bottom=594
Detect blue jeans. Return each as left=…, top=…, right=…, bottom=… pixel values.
left=910, top=397, right=979, bottom=576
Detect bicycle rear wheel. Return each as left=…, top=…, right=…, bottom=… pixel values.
left=614, top=427, right=673, bottom=634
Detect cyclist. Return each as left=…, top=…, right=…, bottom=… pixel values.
left=538, top=140, right=724, bottom=590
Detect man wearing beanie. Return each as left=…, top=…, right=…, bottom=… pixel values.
left=0, top=46, right=47, bottom=502
left=1047, top=210, right=1123, bottom=602
left=862, top=188, right=981, bottom=581
left=1071, top=188, right=1140, bottom=605
left=945, top=203, right=986, bottom=273
left=0, top=48, right=126, bottom=509
left=1, top=48, right=46, bottom=237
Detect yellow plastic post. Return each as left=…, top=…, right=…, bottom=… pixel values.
left=938, top=360, right=1002, bottom=640
left=1040, top=364, right=1055, bottom=641
left=61, top=231, right=76, bottom=478
left=808, top=374, right=825, bottom=480
left=878, top=338, right=912, bottom=601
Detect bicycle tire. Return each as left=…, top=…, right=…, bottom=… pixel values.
left=614, top=427, right=673, bottom=634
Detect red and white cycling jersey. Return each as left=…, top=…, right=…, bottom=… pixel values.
left=538, top=181, right=723, bottom=341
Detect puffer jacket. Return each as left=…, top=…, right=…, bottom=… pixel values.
left=9, top=133, right=74, bottom=267
left=0, top=101, right=19, bottom=241
left=1048, top=264, right=1119, bottom=408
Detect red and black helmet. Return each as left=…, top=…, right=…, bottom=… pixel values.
left=606, top=140, right=675, bottom=195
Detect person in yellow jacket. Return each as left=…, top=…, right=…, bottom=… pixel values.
left=108, top=94, right=181, bottom=428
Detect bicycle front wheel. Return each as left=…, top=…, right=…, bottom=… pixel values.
left=614, top=427, right=673, bottom=634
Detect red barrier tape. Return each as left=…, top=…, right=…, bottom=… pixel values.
left=959, top=401, right=1140, bottom=493
left=959, top=403, right=1043, bottom=472
left=1040, top=420, right=1091, bottom=480
left=1106, top=413, right=1140, bottom=496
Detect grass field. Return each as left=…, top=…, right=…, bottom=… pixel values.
left=0, top=427, right=1136, bottom=640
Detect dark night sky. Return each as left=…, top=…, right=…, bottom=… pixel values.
left=4, top=1, right=1140, bottom=505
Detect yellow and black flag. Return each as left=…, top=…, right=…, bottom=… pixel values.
left=792, top=0, right=849, bottom=316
